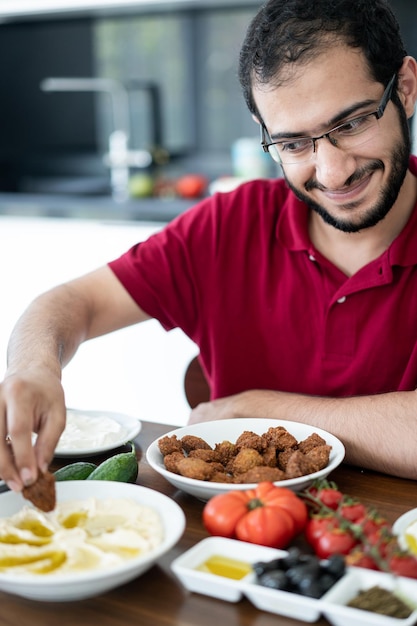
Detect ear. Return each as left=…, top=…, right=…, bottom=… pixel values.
left=251, top=114, right=261, bottom=125
left=397, top=56, right=417, bottom=118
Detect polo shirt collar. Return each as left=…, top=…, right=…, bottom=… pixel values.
left=277, top=155, right=417, bottom=268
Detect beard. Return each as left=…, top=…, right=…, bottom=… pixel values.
left=282, top=108, right=411, bottom=234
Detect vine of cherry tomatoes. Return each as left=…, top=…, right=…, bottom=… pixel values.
left=301, top=479, right=417, bottom=578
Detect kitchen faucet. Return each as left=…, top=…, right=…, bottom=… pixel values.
left=40, top=77, right=153, bottom=202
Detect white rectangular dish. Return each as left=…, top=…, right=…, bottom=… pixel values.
left=321, top=567, right=417, bottom=626
left=171, top=537, right=417, bottom=624
left=171, top=536, right=283, bottom=602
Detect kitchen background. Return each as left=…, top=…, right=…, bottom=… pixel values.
left=0, top=0, right=415, bottom=426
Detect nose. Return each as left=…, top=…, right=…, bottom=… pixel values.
left=313, top=137, right=357, bottom=189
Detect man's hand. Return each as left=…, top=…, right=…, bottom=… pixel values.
left=0, top=369, right=66, bottom=492
left=187, top=388, right=417, bottom=480
left=188, top=393, right=247, bottom=424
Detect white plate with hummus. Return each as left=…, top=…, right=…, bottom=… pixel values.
left=393, top=507, right=417, bottom=555
left=0, top=480, right=185, bottom=601
left=53, top=408, right=142, bottom=457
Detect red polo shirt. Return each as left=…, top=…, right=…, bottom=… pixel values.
left=109, top=156, right=417, bottom=399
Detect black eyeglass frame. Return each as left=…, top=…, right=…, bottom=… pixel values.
left=260, top=73, right=397, bottom=164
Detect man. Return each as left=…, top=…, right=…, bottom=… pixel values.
left=1, top=0, right=417, bottom=491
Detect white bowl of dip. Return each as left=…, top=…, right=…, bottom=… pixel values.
left=0, top=481, right=185, bottom=601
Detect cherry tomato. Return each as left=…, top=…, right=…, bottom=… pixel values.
left=305, top=516, right=336, bottom=547
left=316, top=488, right=344, bottom=510
left=345, top=550, right=380, bottom=570
left=340, top=501, right=367, bottom=522
left=361, top=514, right=391, bottom=538
left=388, top=553, right=417, bottom=579
left=314, top=528, right=357, bottom=559
left=175, top=174, right=208, bottom=199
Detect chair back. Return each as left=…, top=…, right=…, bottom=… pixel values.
left=184, top=356, right=210, bottom=408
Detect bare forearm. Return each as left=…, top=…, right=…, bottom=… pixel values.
left=0, top=266, right=146, bottom=490
left=6, top=265, right=145, bottom=376
left=190, top=389, right=417, bottom=479
left=6, top=284, right=90, bottom=377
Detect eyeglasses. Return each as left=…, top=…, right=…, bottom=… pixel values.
left=260, top=74, right=396, bottom=165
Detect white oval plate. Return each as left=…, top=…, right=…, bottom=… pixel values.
left=54, top=408, right=142, bottom=457
left=393, top=507, right=417, bottom=551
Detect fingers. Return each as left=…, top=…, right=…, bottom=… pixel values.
left=34, top=404, right=66, bottom=473
left=0, top=376, right=66, bottom=491
left=0, top=397, right=33, bottom=491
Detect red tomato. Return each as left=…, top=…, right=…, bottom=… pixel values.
left=345, top=550, right=380, bottom=570
left=235, top=505, right=295, bottom=548
left=305, top=516, right=336, bottom=548
left=388, top=554, right=417, bottom=579
left=340, top=501, right=367, bottom=522
left=314, top=528, right=357, bottom=559
left=202, top=482, right=305, bottom=548
left=269, top=494, right=308, bottom=534
left=361, top=514, right=391, bottom=538
left=365, top=528, right=396, bottom=559
left=203, top=490, right=255, bottom=538
left=175, top=174, right=208, bottom=199
left=317, top=488, right=344, bottom=510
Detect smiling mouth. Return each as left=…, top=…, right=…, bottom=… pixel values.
left=322, top=174, right=373, bottom=203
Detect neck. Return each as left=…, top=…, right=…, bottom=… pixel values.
left=309, top=170, right=417, bottom=276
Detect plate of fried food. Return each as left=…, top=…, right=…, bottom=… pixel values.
left=146, top=418, right=345, bottom=501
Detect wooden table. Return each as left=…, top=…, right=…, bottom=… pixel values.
left=1, top=420, right=416, bottom=626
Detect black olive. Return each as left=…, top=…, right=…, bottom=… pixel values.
left=258, top=569, right=289, bottom=590
left=318, top=572, right=337, bottom=594
left=286, top=562, right=320, bottom=587
left=281, top=547, right=302, bottom=569
left=325, top=554, right=346, bottom=578
left=253, top=551, right=343, bottom=598
left=252, top=558, right=283, bottom=577
left=297, top=576, right=323, bottom=599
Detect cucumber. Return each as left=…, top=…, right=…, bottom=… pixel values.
left=54, top=461, right=97, bottom=481
left=87, top=442, right=138, bottom=483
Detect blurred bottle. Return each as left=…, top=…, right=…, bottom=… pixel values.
left=231, top=137, right=274, bottom=179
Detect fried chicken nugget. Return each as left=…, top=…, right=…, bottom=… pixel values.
left=298, top=433, right=327, bottom=454
left=262, top=426, right=298, bottom=450
left=303, top=445, right=332, bottom=473
left=210, top=471, right=234, bottom=484
left=284, top=450, right=311, bottom=479
left=163, top=451, right=185, bottom=474
left=214, top=440, right=237, bottom=464
left=158, top=434, right=183, bottom=457
left=277, top=448, right=296, bottom=471
left=189, top=448, right=220, bottom=462
left=22, top=470, right=56, bottom=512
left=176, top=457, right=215, bottom=481
left=262, top=444, right=278, bottom=467
left=229, top=448, right=265, bottom=475
left=235, top=430, right=266, bottom=453
left=180, top=435, right=212, bottom=454
left=234, top=466, right=286, bottom=484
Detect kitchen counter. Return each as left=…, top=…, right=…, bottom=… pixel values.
left=0, top=192, right=195, bottom=222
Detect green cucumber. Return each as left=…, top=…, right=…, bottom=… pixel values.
left=87, top=442, right=138, bottom=483
left=54, top=461, right=97, bottom=481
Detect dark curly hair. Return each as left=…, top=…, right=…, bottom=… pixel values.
left=238, top=0, right=407, bottom=116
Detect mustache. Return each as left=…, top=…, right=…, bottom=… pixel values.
left=304, top=160, right=384, bottom=192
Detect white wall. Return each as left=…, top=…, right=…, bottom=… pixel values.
left=0, top=215, right=198, bottom=426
